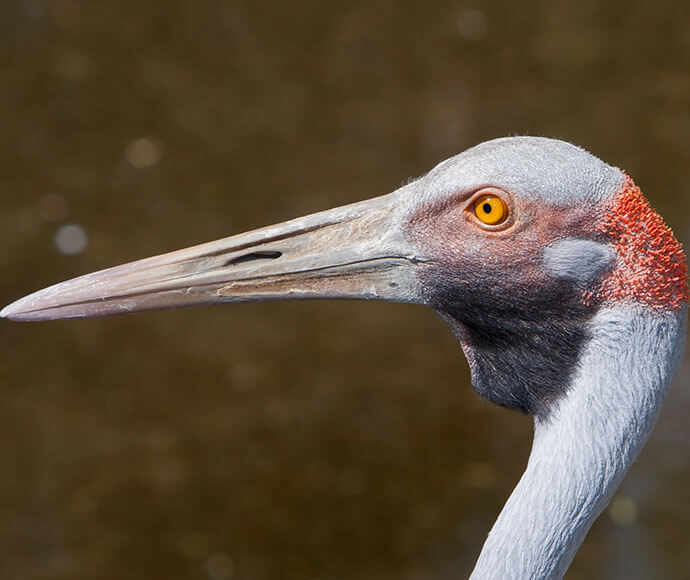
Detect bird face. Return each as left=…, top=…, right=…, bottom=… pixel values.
left=404, top=139, right=686, bottom=414
left=3, top=137, right=686, bottom=416
left=405, top=139, right=621, bottom=414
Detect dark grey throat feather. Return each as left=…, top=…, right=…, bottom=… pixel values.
left=421, top=238, right=615, bottom=417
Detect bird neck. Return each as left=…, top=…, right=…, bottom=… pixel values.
left=470, top=305, right=687, bottom=580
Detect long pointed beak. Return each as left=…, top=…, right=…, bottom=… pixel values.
left=2, top=189, right=425, bottom=321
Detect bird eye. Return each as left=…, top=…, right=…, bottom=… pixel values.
left=472, top=194, right=508, bottom=226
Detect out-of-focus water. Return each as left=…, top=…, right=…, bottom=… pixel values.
left=1, top=1, right=689, bottom=578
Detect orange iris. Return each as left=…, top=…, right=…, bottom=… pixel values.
left=473, top=195, right=508, bottom=225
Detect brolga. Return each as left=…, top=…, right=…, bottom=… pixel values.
left=2, top=137, right=688, bottom=579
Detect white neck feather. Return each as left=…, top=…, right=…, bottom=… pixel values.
left=470, top=305, right=687, bottom=579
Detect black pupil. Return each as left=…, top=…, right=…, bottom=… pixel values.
left=482, top=202, right=492, bottom=214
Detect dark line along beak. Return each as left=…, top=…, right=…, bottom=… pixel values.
left=1, top=189, right=425, bottom=321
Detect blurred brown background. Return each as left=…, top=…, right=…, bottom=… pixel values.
left=1, top=0, right=689, bottom=578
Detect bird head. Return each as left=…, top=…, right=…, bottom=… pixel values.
left=406, top=138, right=688, bottom=414
left=3, top=137, right=687, bottom=416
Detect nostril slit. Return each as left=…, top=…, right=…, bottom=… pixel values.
left=224, top=251, right=283, bottom=266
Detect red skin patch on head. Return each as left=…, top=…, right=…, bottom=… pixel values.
left=591, top=175, right=689, bottom=310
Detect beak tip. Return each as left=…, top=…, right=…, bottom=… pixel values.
left=1, top=302, right=22, bottom=321
left=1, top=296, right=45, bottom=322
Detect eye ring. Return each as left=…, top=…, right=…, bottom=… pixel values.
left=468, top=189, right=511, bottom=228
